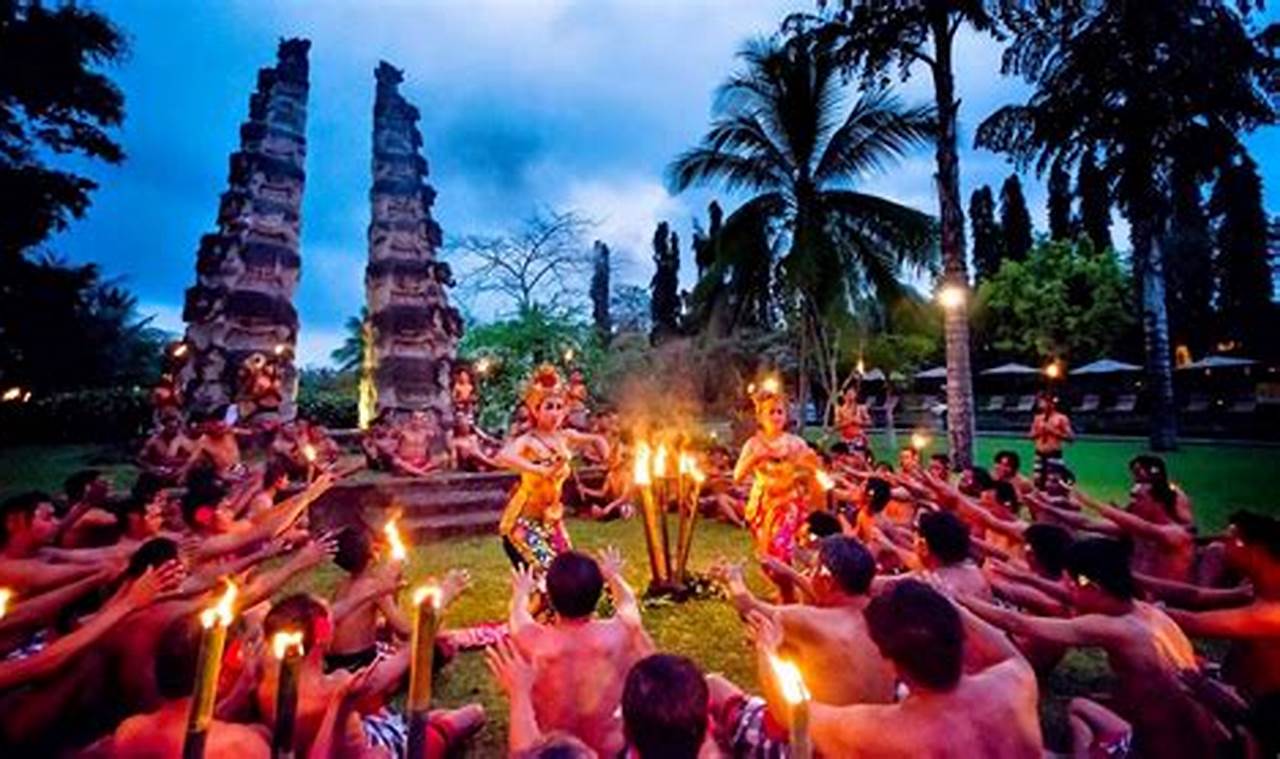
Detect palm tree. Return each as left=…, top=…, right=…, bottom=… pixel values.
left=330, top=308, right=368, bottom=373
left=669, top=32, right=938, bottom=412
left=978, top=0, right=1276, bottom=450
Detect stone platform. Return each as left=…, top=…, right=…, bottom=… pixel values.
left=309, top=466, right=604, bottom=541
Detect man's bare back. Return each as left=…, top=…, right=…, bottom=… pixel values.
left=112, top=700, right=270, bottom=759
left=779, top=603, right=896, bottom=705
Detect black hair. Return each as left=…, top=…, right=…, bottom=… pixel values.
left=1230, top=511, right=1280, bottom=561
left=546, top=551, right=604, bottom=619
left=818, top=536, right=875, bottom=595
left=806, top=511, right=841, bottom=539
left=967, top=466, right=994, bottom=492
left=262, top=459, right=290, bottom=489
left=1065, top=538, right=1135, bottom=600
left=1024, top=523, right=1073, bottom=578
left=1147, top=481, right=1178, bottom=519
left=991, top=480, right=1019, bottom=512
left=181, top=471, right=227, bottom=528
left=919, top=511, right=970, bottom=565
left=622, top=654, right=709, bottom=759
left=929, top=453, right=950, bottom=469
left=156, top=615, right=204, bottom=699
left=264, top=593, right=328, bottom=655
left=864, top=477, right=892, bottom=514
left=865, top=579, right=964, bottom=691
left=127, top=537, right=180, bottom=578
left=1044, top=462, right=1076, bottom=485
left=0, top=491, right=50, bottom=545
left=994, top=449, right=1021, bottom=472
left=65, top=469, right=103, bottom=503
left=131, top=471, right=166, bottom=504
left=829, top=442, right=850, bottom=456
left=334, top=527, right=373, bottom=575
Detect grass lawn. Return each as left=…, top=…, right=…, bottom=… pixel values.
left=1, top=436, right=1278, bottom=753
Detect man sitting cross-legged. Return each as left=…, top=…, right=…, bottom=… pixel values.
left=509, top=547, right=654, bottom=756
left=713, top=535, right=896, bottom=706
left=711, top=579, right=1043, bottom=758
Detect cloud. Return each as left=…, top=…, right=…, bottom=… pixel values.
left=560, top=176, right=686, bottom=283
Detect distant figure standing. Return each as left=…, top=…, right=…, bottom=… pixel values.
left=1029, top=393, right=1074, bottom=488
left=835, top=389, right=872, bottom=452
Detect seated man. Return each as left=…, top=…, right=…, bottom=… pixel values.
left=509, top=548, right=653, bottom=756
left=327, top=528, right=410, bottom=672
left=0, top=491, right=103, bottom=595
left=58, top=469, right=121, bottom=548
left=716, top=535, right=896, bottom=706
left=449, top=414, right=501, bottom=472
left=961, top=537, right=1220, bottom=758
left=992, top=449, right=1032, bottom=495
left=111, top=614, right=271, bottom=758
left=245, top=460, right=290, bottom=521
left=389, top=410, right=445, bottom=477
left=875, top=511, right=992, bottom=600
left=183, top=407, right=245, bottom=482
left=714, top=579, right=1043, bottom=758
left=256, top=591, right=482, bottom=758
left=139, top=412, right=196, bottom=483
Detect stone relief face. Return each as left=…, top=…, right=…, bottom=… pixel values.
left=243, top=212, right=299, bottom=248
left=373, top=194, right=422, bottom=224
left=249, top=172, right=301, bottom=207
left=258, top=133, right=306, bottom=165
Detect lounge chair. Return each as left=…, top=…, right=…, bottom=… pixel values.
left=1109, top=394, right=1137, bottom=413
left=1012, top=395, right=1036, bottom=412
left=984, top=395, right=1006, bottom=411
left=1184, top=395, right=1210, bottom=413
left=1229, top=396, right=1258, bottom=414
left=1076, top=394, right=1100, bottom=413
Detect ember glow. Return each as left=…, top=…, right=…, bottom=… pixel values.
left=272, top=630, right=305, bottom=659
left=384, top=517, right=408, bottom=562
left=413, top=584, right=442, bottom=608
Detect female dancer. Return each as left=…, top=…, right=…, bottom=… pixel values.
left=496, top=365, right=609, bottom=570
left=733, top=378, right=823, bottom=565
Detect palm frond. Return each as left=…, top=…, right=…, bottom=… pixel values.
left=815, top=90, right=935, bottom=183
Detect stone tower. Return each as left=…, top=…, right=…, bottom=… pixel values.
left=362, top=61, right=462, bottom=434
left=181, top=38, right=310, bottom=420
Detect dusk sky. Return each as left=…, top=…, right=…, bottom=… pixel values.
left=53, top=1, right=1280, bottom=367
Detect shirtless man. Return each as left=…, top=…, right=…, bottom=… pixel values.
left=256, top=590, right=481, bottom=758
left=961, top=537, right=1220, bottom=758
left=835, top=389, right=871, bottom=446
left=510, top=548, right=653, bottom=756
left=1029, top=393, right=1074, bottom=488
left=717, top=579, right=1042, bottom=758
left=1047, top=484, right=1195, bottom=582
left=390, top=410, right=444, bottom=477
left=244, top=460, right=289, bottom=521
left=1163, top=511, right=1280, bottom=703
left=327, top=528, right=409, bottom=672
left=992, top=449, right=1033, bottom=495
left=715, top=536, right=896, bottom=705
left=883, top=511, right=992, bottom=599
left=139, top=412, right=196, bottom=483
left=111, top=614, right=272, bottom=759
left=183, top=407, right=245, bottom=482
left=0, top=491, right=104, bottom=595
left=449, top=414, right=500, bottom=472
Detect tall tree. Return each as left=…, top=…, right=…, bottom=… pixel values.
left=1163, top=163, right=1215, bottom=356
left=980, top=0, right=1277, bottom=450
left=805, top=1, right=1001, bottom=467
left=650, top=222, right=682, bottom=343
left=1047, top=161, right=1073, bottom=240
left=1211, top=151, right=1274, bottom=356
left=589, top=240, right=612, bottom=344
left=999, top=174, right=1034, bottom=262
left=669, top=32, right=937, bottom=345
left=969, top=185, right=1003, bottom=282
left=1, top=1, right=128, bottom=255
left=1076, top=151, right=1113, bottom=252
left=330, top=308, right=369, bottom=373
left=691, top=200, right=723, bottom=280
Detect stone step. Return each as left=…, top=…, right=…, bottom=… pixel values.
left=403, top=511, right=499, bottom=541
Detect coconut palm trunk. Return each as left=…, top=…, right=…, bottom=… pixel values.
left=1132, top=213, right=1179, bottom=450
left=930, top=22, right=976, bottom=469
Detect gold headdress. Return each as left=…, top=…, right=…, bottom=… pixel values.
left=748, top=374, right=785, bottom=412
left=524, top=364, right=565, bottom=410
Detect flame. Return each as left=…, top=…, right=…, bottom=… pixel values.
left=413, top=585, right=442, bottom=608
left=1044, top=361, right=1062, bottom=380
left=384, top=518, right=408, bottom=562
left=200, top=580, right=238, bottom=629
left=2, top=387, right=21, bottom=402
left=910, top=432, right=930, bottom=451
left=273, top=344, right=287, bottom=356
left=688, top=461, right=707, bottom=485
left=761, top=376, right=780, bottom=395
left=937, top=284, right=967, bottom=311
left=0, top=588, right=12, bottom=619
left=272, top=630, right=305, bottom=659
left=633, top=441, right=652, bottom=486
left=653, top=445, right=669, bottom=478
left=856, top=358, right=866, bottom=376
left=563, top=348, right=575, bottom=363
left=172, top=343, right=189, bottom=358
left=769, top=655, right=810, bottom=705
left=303, top=443, right=318, bottom=463
left=815, top=469, right=835, bottom=492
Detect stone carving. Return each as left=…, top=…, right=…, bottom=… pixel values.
left=181, top=38, right=310, bottom=421
left=362, top=61, right=462, bottom=446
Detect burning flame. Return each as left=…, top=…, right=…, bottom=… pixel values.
left=1044, top=361, right=1063, bottom=380
left=679, top=452, right=707, bottom=484
left=653, top=445, right=669, bottom=478
left=2, top=387, right=21, bottom=402
left=769, top=655, right=810, bottom=705
left=273, top=344, right=287, bottom=356
left=303, top=443, right=318, bottom=463
left=200, top=581, right=238, bottom=629
left=936, top=284, right=967, bottom=311
left=563, top=348, right=575, bottom=363
left=633, top=442, right=652, bottom=486
left=815, top=469, right=835, bottom=492
left=761, top=376, right=780, bottom=395
left=384, top=518, right=407, bottom=562
left=413, top=585, right=442, bottom=608
left=272, top=630, right=305, bottom=659
left=0, top=588, right=12, bottom=619
left=172, top=343, right=189, bottom=358
left=910, top=432, right=930, bottom=451
left=856, top=358, right=866, bottom=376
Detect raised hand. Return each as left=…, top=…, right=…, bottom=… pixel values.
left=485, top=637, right=535, bottom=699
left=597, top=546, right=624, bottom=579
left=511, top=566, right=537, bottom=598
left=439, top=568, right=472, bottom=608
left=120, top=560, right=185, bottom=609
left=296, top=530, right=340, bottom=567
left=708, top=556, right=745, bottom=588
left=746, top=608, right=783, bottom=654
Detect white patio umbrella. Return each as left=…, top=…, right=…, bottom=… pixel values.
left=1178, top=355, right=1258, bottom=370
left=980, top=362, right=1040, bottom=375
left=914, top=366, right=947, bottom=380
left=860, top=368, right=886, bottom=382
left=1070, top=358, right=1142, bottom=375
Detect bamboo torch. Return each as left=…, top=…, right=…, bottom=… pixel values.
left=633, top=442, right=668, bottom=588
left=184, top=581, right=238, bottom=759
left=271, top=630, right=305, bottom=759
left=675, top=456, right=706, bottom=583
left=406, top=584, right=441, bottom=759
left=769, top=655, right=812, bottom=759
left=302, top=443, right=318, bottom=482
left=653, top=443, right=673, bottom=579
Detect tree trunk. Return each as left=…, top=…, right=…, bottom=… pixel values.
left=1132, top=214, right=1179, bottom=450
left=930, top=26, right=976, bottom=468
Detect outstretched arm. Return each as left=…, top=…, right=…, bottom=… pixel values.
left=508, top=566, right=539, bottom=644
left=597, top=547, right=642, bottom=628
left=712, top=558, right=779, bottom=621
left=0, top=568, right=114, bottom=641
left=957, top=594, right=1119, bottom=647
left=1135, top=571, right=1253, bottom=610
left=1165, top=603, right=1280, bottom=640
left=192, top=474, right=334, bottom=562
left=495, top=438, right=551, bottom=479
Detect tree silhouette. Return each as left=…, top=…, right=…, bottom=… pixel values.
left=590, top=240, right=612, bottom=344
left=650, top=222, right=682, bottom=343
left=968, top=185, right=1002, bottom=282
left=1211, top=151, right=1274, bottom=357
left=1077, top=152, right=1112, bottom=253
left=1047, top=162, right=1073, bottom=241
left=999, top=174, right=1033, bottom=262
